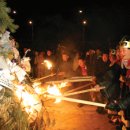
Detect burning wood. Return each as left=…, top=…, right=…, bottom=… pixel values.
left=42, top=78, right=105, bottom=107
left=47, top=84, right=62, bottom=103
left=15, top=85, right=42, bottom=122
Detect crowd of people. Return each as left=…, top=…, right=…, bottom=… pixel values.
left=20, top=48, right=110, bottom=78
left=12, top=36, right=130, bottom=130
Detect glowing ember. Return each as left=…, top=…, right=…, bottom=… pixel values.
left=47, top=84, right=62, bottom=103
left=43, top=60, right=52, bottom=70
left=59, top=82, right=68, bottom=88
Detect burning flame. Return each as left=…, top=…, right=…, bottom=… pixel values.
left=59, top=82, right=68, bottom=88
left=43, top=60, right=52, bottom=70
left=47, top=84, right=62, bottom=103
left=32, top=82, right=46, bottom=94
left=15, top=85, right=42, bottom=115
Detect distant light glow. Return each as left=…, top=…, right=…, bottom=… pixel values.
left=82, top=20, right=87, bottom=25
left=79, top=10, right=83, bottom=14
left=28, top=20, right=33, bottom=25
left=12, top=10, right=17, bottom=14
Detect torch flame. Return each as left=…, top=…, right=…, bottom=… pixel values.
left=47, top=84, right=62, bottom=103
left=43, top=60, right=52, bottom=70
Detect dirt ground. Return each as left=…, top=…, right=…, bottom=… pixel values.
left=44, top=100, right=116, bottom=130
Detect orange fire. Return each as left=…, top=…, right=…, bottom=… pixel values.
left=43, top=60, right=52, bottom=70
left=47, top=84, right=62, bottom=103
left=15, top=85, right=42, bottom=118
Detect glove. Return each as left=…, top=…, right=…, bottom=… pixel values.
left=105, top=101, right=121, bottom=112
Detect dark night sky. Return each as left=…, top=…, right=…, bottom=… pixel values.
left=7, top=0, right=130, bottom=50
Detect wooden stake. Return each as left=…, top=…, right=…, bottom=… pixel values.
left=45, top=78, right=93, bottom=84
left=46, top=94, right=106, bottom=107
left=32, top=73, right=56, bottom=82
left=64, top=87, right=105, bottom=96
left=65, top=83, right=93, bottom=93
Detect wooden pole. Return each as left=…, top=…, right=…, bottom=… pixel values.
left=46, top=94, right=106, bottom=107
left=65, top=83, right=93, bottom=93
left=45, top=78, right=93, bottom=84
left=70, top=76, right=93, bottom=79
left=64, top=87, right=105, bottom=96
left=32, top=73, right=56, bottom=82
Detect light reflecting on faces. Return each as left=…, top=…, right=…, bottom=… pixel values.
left=62, top=54, right=69, bottom=61
left=78, top=59, right=85, bottom=67
left=119, top=48, right=127, bottom=60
